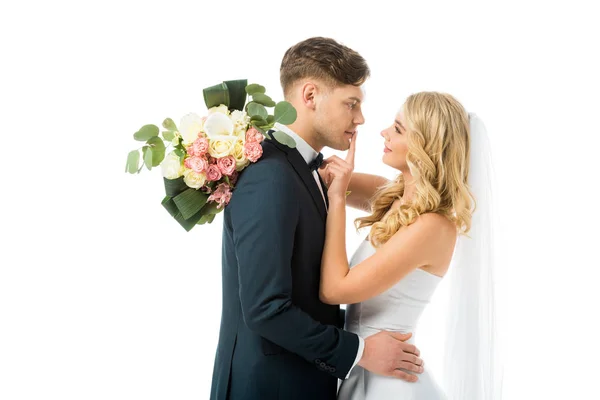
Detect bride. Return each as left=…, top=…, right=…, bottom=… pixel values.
left=319, top=92, right=500, bottom=399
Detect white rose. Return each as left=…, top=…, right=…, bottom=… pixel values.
left=207, top=104, right=229, bottom=115
left=232, top=139, right=249, bottom=170
left=209, top=138, right=236, bottom=158
left=179, top=113, right=204, bottom=145
left=183, top=169, right=207, bottom=189
left=161, top=152, right=184, bottom=179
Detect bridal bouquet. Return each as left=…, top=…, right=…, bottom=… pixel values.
left=125, top=79, right=297, bottom=231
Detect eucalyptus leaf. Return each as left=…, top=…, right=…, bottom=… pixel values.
left=247, top=102, right=268, bottom=120
left=162, top=130, right=175, bottom=141
left=251, top=123, right=266, bottom=134
left=266, top=115, right=275, bottom=125
left=162, top=118, right=177, bottom=131
left=147, top=136, right=166, bottom=166
left=245, top=84, right=266, bottom=95
left=250, top=116, right=268, bottom=126
left=143, top=146, right=153, bottom=170
left=252, top=93, right=276, bottom=107
left=134, top=124, right=159, bottom=141
left=274, top=101, right=297, bottom=125
left=273, top=130, right=297, bottom=148
left=126, top=150, right=140, bottom=174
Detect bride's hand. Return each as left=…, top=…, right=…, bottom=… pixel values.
left=319, top=132, right=357, bottom=201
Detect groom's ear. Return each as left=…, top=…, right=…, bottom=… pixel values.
left=300, top=82, right=318, bottom=110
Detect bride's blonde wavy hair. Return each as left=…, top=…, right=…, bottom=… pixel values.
left=356, top=92, right=475, bottom=247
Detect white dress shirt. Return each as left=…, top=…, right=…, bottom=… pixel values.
left=273, top=123, right=365, bottom=378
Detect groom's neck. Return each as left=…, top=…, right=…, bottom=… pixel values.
left=287, top=120, right=323, bottom=153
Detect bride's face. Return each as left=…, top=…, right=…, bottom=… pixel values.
left=381, top=110, right=409, bottom=172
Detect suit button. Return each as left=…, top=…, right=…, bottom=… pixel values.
left=315, top=359, right=321, bottom=364
left=330, top=367, right=336, bottom=373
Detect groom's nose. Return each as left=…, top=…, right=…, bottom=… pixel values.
left=353, top=110, right=365, bottom=125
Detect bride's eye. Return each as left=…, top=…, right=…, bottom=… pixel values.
left=395, top=126, right=402, bottom=134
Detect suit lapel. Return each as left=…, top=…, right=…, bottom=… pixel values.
left=266, top=138, right=327, bottom=222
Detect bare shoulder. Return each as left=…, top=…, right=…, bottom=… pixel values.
left=410, top=213, right=458, bottom=275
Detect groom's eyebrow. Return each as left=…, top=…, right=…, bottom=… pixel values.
left=348, top=96, right=362, bottom=103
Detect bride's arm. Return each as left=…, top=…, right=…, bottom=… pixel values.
left=319, top=171, right=388, bottom=212
left=319, top=196, right=451, bottom=305
left=346, top=173, right=388, bottom=212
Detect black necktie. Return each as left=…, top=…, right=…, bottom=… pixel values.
left=308, top=152, right=324, bottom=172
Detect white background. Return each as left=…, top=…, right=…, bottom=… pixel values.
left=1, top=0, right=599, bottom=399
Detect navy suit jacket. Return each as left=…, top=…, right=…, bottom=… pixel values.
left=210, top=138, right=359, bottom=399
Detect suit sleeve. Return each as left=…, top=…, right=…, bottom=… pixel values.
left=228, top=159, right=359, bottom=379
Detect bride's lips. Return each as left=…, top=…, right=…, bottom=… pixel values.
left=384, top=144, right=392, bottom=153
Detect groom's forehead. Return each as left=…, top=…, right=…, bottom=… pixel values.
left=334, top=84, right=365, bottom=100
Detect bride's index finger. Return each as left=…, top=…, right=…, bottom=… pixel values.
left=346, top=131, right=357, bottom=166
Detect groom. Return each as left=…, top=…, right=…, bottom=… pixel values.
left=210, top=37, right=423, bottom=400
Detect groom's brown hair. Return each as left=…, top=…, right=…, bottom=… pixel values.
left=280, top=37, right=370, bottom=97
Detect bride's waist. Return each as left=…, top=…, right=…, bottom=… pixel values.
left=346, top=323, right=417, bottom=343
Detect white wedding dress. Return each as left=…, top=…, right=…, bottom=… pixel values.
left=338, top=237, right=447, bottom=400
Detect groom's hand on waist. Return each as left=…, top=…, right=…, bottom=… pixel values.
left=357, top=331, right=424, bottom=382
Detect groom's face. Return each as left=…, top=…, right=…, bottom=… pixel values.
left=314, top=84, right=365, bottom=151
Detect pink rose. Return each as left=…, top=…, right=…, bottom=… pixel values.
left=244, top=141, right=263, bottom=163
left=191, top=137, right=209, bottom=156
left=205, top=164, right=222, bottom=182
left=184, top=156, right=208, bottom=173
left=245, top=127, right=264, bottom=143
left=217, top=155, right=236, bottom=176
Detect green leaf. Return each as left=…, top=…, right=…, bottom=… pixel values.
left=173, top=188, right=209, bottom=220
left=174, top=148, right=186, bottom=161
left=147, top=136, right=166, bottom=166
left=273, top=130, right=297, bottom=148
left=224, top=79, right=248, bottom=111
left=203, top=82, right=230, bottom=109
left=201, top=201, right=224, bottom=216
left=247, top=102, right=268, bottom=120
left=251, top=116, right=268, bottom=125
left=162, top=130, right=175, bottom=141
left=134, top=124, right=159, bottom=141
left=245, top=83, right=266, bottom=95
left=126, top=150, right=140, bottom=174
left=252, top=93, right=276, bottom=107
left=251, top=123, right=266, bottom=134
left=162, top=118, right=177, bottom=131
left=163, top=177, right=187, bottom=197
left=274, top=101, right=297, bottom=125
left=266, top=115, right=275, bottom=125
left=162, top=196, right=204, bottom=231
left=143, top=146, right=153, bottom=170
left=263, top=130, right=273, bottom=140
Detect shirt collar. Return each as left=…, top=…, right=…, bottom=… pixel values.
left=273, top=122, right=319, bottom=166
